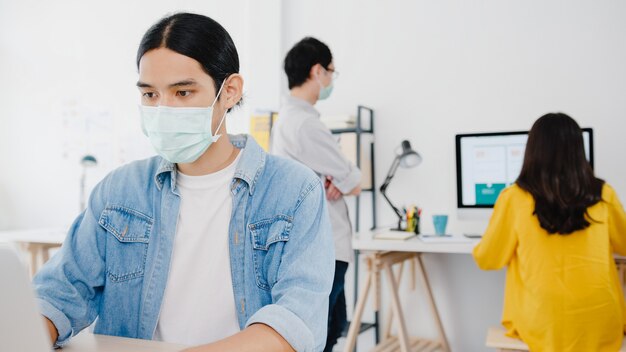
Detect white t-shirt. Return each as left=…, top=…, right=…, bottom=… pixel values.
left=154, top=152, right=242, bottom=345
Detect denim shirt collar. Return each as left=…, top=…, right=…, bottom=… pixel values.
left=153, top=134, right=266, bottom=195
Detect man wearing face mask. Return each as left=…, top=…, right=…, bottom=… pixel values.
left=33, top=14, right=334, bottom=352
left=270, top=37, right=362, bottom=352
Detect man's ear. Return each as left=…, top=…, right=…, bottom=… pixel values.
left=222, top=74, right=244, bottom=109
left=308, top=63, right=322, bottom=80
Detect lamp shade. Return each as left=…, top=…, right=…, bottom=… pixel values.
left=80, top=155, right=98, bottom=167
left=399, top=140, right=422, bottom=168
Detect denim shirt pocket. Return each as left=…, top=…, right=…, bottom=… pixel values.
left=248, top=215, right=293, bottom=291
left=98, top=205, right=153, bottom=283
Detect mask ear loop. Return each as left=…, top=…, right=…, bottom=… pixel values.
left=210, top=77, right=228, bottom=107
left=316, top=66, right=330, bottom=89
left=211, top=76, right=230, bottom=139
left=212, top=110, right=228, bottom=141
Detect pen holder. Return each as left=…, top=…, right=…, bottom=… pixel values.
left=406, top=216, right=420, bottom=234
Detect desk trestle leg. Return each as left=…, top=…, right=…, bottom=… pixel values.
left=343, top=252, right=451, bottom=352
left=344, top=262, right=373, bottom=352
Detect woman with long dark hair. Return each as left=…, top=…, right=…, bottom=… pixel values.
left=473, top=113, right=626, bottom=351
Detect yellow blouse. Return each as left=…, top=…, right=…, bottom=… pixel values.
left=473, top=184, right=626, bottom=352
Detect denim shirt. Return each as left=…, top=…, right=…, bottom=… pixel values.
left=33, top=134, right=335, bottom=352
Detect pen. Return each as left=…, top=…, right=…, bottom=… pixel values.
left=421, top=234, right=452, bottom=238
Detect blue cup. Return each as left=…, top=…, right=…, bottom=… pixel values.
left=432, top=215, right=448, bottom=235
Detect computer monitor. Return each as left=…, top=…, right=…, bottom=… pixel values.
left=456, top=128, right=593, bottom=208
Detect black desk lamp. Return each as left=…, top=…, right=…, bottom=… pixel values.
left=380, top=140, right=422, bottom=231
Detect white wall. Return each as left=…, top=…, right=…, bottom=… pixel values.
left=2, top=1, right=625, bottom=350
left=282, top=1, right=626, bottom=351
left=0, top=0, right=282, bottom=230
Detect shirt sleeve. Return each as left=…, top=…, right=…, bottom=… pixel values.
left=32, top=178, right=108, bottom=347
left=472, top=187, right=519, bottom=270
left=245, top=176, right=335, bottom=352
left=294, top=118, right=362, bottom=194
left=606, top=185, right=626, bottom=256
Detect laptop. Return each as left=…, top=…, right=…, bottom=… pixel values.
left=0, top=245, right=51, bottom=351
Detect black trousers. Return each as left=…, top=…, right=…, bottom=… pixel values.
left=323, top=260, right=349, bottom=352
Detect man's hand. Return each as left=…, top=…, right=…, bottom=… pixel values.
left=324, top=176, right=361, bottom=200
left=43, top=316, right=58, bottom=346
left=324, top=176, right=342, bottom=201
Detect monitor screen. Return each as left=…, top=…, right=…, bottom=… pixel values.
left=455, top=129, right=593, bottom=208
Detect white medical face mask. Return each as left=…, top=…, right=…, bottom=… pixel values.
left=139, top=81, right=227, bottom=163
left=317, top=66, right=334, bottom=100
left=318, top=79, right=334, bottom=100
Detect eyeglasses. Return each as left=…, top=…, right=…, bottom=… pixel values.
left=325, top=67, right=340, bottom=80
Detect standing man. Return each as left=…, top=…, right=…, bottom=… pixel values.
left=270, top=37, right=362, bottom=352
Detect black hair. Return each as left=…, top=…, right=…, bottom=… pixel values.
left=284, top=37, right=332, bottom=89
left=516, top=113, right=604, bottom=235
left=137, top=13, right=241, bottom=106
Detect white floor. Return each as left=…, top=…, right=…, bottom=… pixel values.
left=332, top=330, right=377, bottom=352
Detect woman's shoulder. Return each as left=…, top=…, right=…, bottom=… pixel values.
left=601, top=182, right=620, bottom=203
left=490, top=184, right=534, bottom=214
left=500, top=184, right=532, bottom=201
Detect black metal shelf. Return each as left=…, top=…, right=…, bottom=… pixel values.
left=336, top=105, right=379, bottom=350
left=331, top=127, right=374, bottom=135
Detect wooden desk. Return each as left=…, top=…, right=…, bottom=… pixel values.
left=346, top=230, right=626, bottom=352
left=0, top=228, right=66, bottom=276
left=62, top=332, right=186, bottom=351
left=344, top=231, right=479, bottom=352
left=352, top=232, right=475, bottom=254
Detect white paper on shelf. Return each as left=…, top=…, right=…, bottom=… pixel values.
left=373, top=231, right=416, bottom=240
